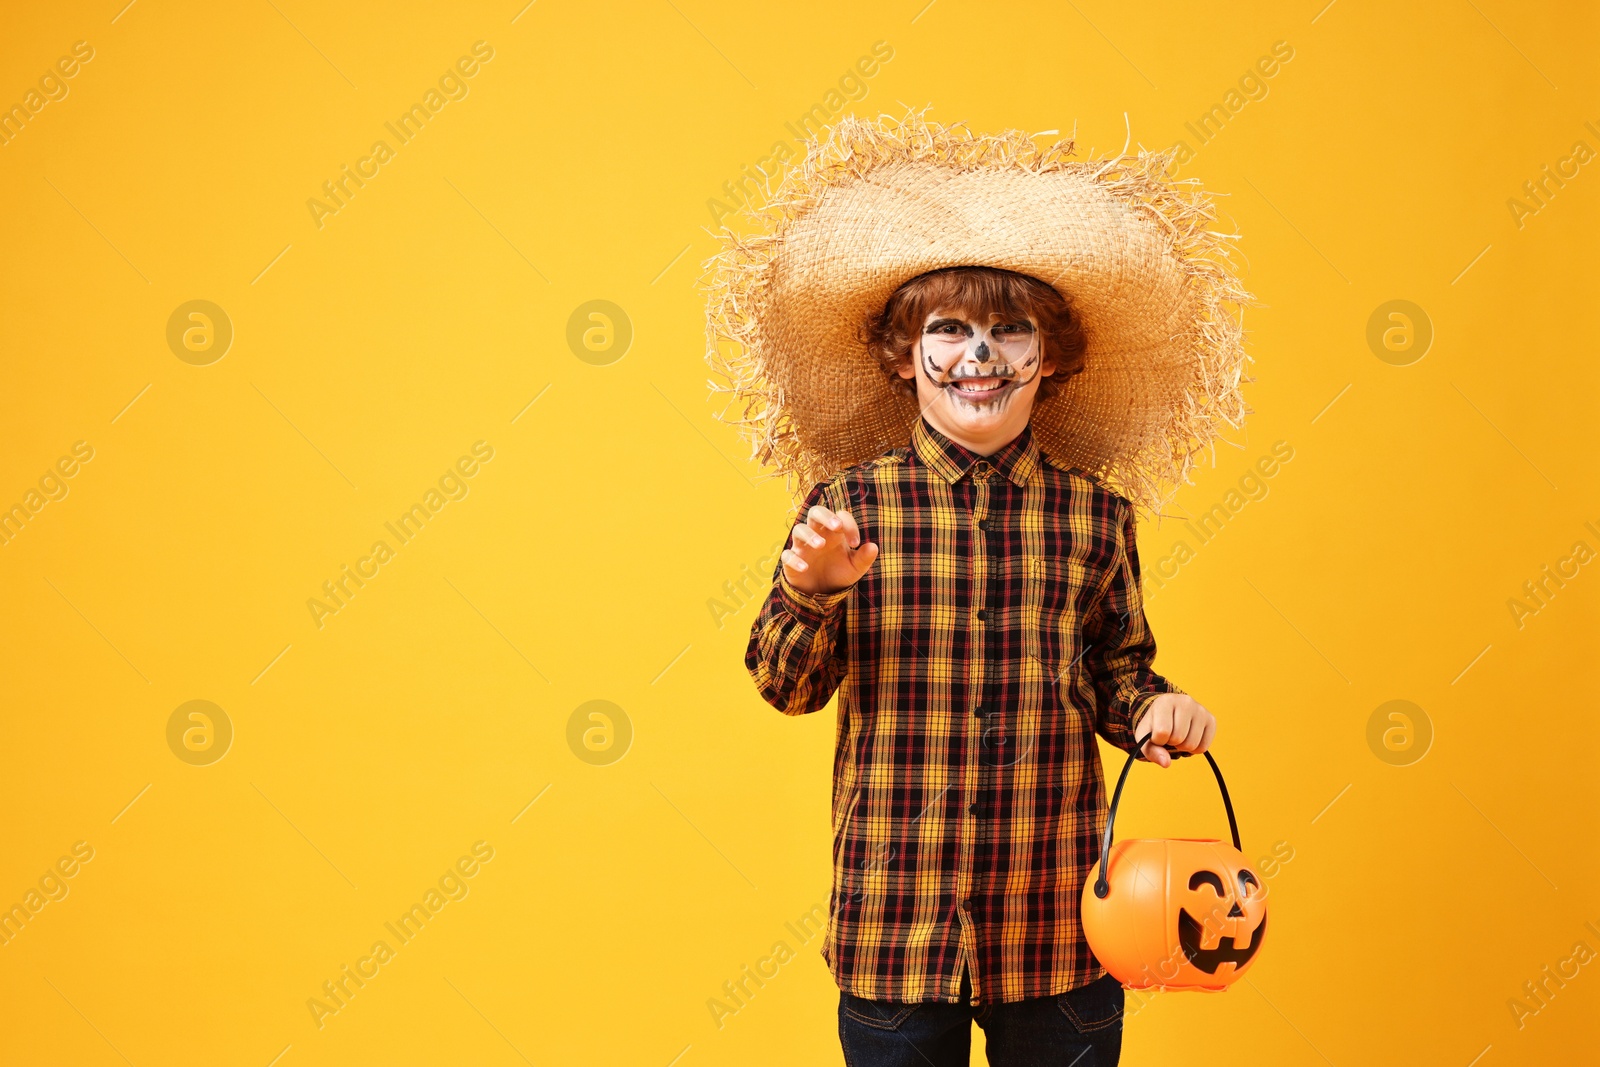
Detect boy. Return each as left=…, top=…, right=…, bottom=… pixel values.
left=706, top=115, right=1250, bottom=1067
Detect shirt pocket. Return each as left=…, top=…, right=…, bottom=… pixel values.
left=1023, top=555, right=1083, bottom=683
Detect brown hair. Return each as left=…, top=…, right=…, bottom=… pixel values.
left=860, top=266, right=1087, bottom=400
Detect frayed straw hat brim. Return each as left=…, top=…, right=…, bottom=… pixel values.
left=702, top=112, right=1254, bottom=512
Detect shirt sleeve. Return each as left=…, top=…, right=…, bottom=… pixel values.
left=1081, top=496, right=1183, bottom=760
left=743, top=477, right=852, bottom=716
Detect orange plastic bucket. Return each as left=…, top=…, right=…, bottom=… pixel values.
left=1081, top=746, right=1267, bottom=991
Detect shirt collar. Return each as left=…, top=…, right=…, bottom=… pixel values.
left=911, top=415, right=1041, bottom=488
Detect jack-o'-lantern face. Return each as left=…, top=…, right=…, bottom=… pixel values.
left=1082, top=838, right=1270, bottom=990
left=1177, top=864, right=1267, bottom=976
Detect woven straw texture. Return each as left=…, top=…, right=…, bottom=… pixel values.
left=702, top=112, right=1255, bottom=512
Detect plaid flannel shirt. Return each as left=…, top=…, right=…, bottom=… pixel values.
left=745, top=415, right=1182, bottom=1005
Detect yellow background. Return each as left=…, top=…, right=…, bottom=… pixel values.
left=2, top=1, right=1596, bottom=1064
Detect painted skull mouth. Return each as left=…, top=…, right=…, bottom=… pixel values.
left=1177, top=909, right=1266, bottom=974
left=947, top=375, right=1015, bottom=400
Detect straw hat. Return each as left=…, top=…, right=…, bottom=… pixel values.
left=701, top=111, right=1255, bottom=512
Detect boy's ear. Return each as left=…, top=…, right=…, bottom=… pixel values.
left=895, top=344, right=916, bottom=380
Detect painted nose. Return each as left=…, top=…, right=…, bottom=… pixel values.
left=975, top=341, right=991, bottom=362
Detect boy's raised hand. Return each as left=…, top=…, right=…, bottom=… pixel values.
left=782, top=505, right=879, bottom=596
left=1135, top=693, right=1217, bottom=768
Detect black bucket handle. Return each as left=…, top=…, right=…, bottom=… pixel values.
left=1092, top=737, right=1242, bottom=899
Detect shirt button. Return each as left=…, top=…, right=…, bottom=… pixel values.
left=975, top=609, right=988, bottom=622
left=978, top=518, right=990, bottom=531
left=961, top=898, right=974, bottom=911
left=968, top=803, right=979, bottom=815
left=972, top=705, right=985, bottom=718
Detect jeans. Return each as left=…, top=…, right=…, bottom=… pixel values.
left=837, top=967, right=1124, bottom=1067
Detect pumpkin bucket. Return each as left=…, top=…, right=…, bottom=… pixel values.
left=1081, top=745, right=1267, bottom=991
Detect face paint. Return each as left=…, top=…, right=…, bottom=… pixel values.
left=917, top=313, right=1044, bottom=410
